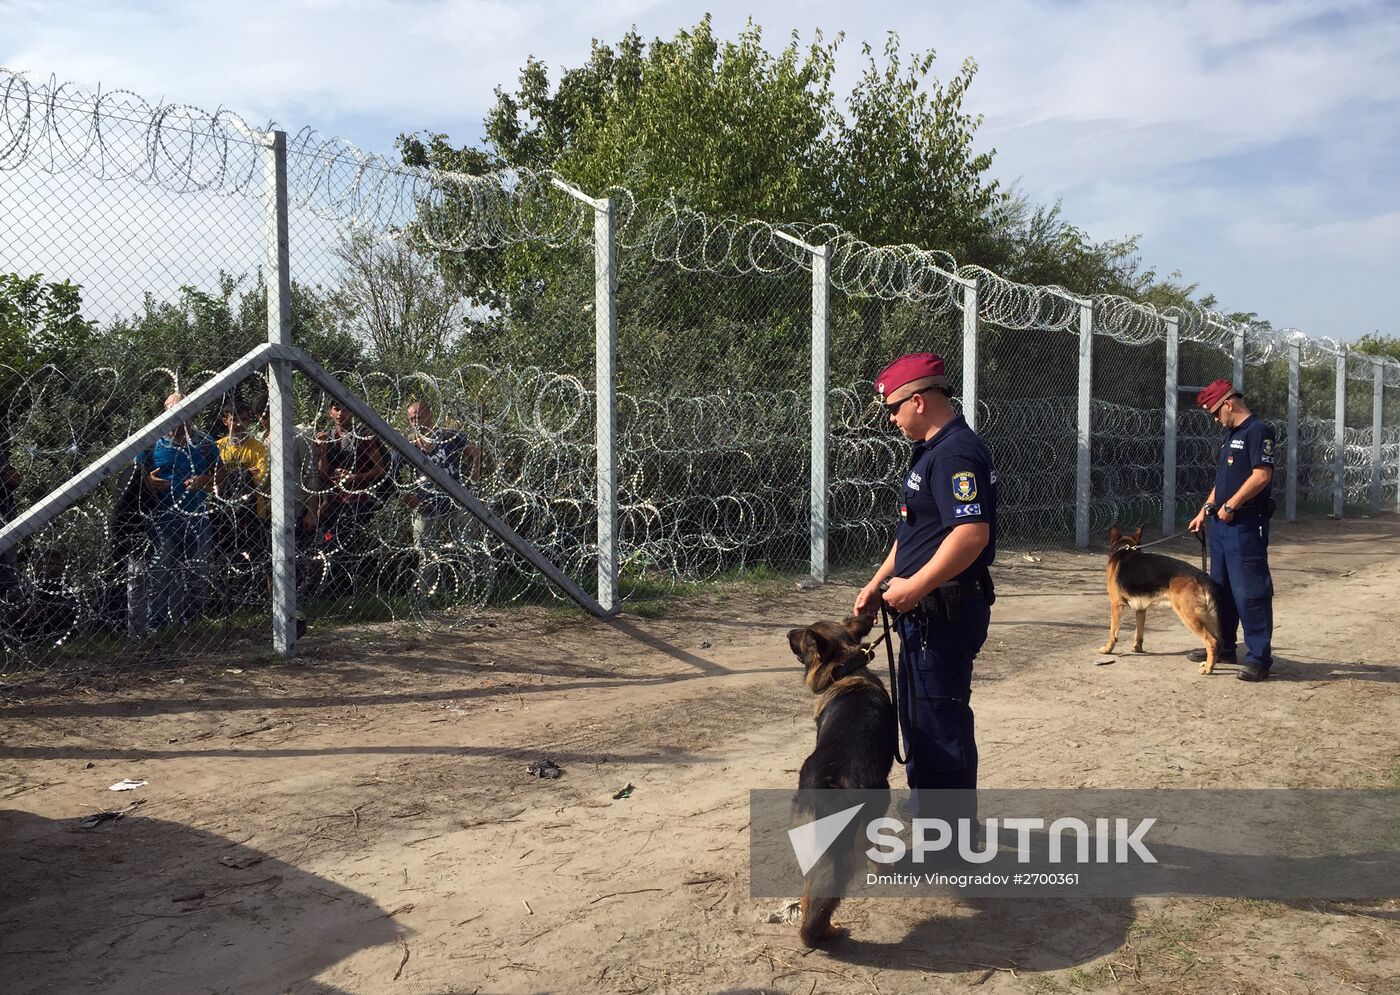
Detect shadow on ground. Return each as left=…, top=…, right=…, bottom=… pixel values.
left=0, top=807, right=399, bottom=995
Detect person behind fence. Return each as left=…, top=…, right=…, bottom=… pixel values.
left=147, top=392, right=220, bottom=626
left=1188, top=379, right=1275, bottom=682
left=215, top=399, right=270, bottom=567
left=0, top=439, right=20, bottom=600
left=249, top=391, right=321, bottom=541
left=110, top=444, right=159, bottom=635
left=313, top=399, right=388, bottom=591
left=853, top=352, right=997, bottom=820
left=399, top=400, right=470, bottom=598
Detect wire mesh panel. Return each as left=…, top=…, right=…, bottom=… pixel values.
left=1296, top=350, right=1340, bottom=513
left=283, top=147, right=600, bottom=626
left=828, top=285, right=965, bottom=567
left=614, top=213, right=813, bottom=586
left=1384, top=376, right=1400, bottom=512
left=1175, top=330, right=1234, bottom=516
left=1243, top=331, right=1292, bottom=516
left=1344, top=356, right=1379, bottom=513
left=0, top=74, right=275, bottom=680
left=975, top=281, right=1080, bottom=547
left=1091, top=333, right=1166, bottom=536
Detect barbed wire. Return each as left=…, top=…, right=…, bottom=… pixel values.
left=5, top=66, right=1396, bottom=379
left=0, top=68, right=593, bottom=251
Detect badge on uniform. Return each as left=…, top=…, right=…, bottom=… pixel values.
left=951, top=471, right=977, bottom=502
left=954, top=503, right=981, bottom=519
left=899, top=503, right=908, bottom=522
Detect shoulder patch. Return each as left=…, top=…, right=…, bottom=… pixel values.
left=951, top=471, right=978, bottom=502
left=1262, top=437, right=1273, bottom=455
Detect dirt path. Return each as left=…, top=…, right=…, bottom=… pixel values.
left=2, top=516, right=1398, bottom=994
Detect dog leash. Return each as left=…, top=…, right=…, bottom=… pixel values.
left=1124, top=528, right=1208, bottom=573
left=859, top=595, right=911, bottom=766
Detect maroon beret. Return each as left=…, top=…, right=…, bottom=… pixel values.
left=1196, top=379, right=1237, bottom=413
left=875, top=352, right=948, bottom=401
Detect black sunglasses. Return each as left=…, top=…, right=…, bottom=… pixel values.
left=1212, top=394, right=1241, bottom=418
left=884, top=392, right=920, bottom=416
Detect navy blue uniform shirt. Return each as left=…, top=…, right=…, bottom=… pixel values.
left=1214, top=414, right=1276, bottom=509
left=892, top=413, right=997, bottom=580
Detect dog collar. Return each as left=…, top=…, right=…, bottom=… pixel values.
left=830, top=653, right=873, bottom=682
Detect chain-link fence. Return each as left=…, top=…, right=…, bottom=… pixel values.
left=0, top=77, right=277, bottom=674
left=3, top=69, right=1399, bottom=686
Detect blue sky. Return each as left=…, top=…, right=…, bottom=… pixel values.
left=3, top=0, right=1397, bottom=340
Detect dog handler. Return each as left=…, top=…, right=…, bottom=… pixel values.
left=854, top=352, right=997, bottom=802
left=1188, top=379, right=1275, bottom=682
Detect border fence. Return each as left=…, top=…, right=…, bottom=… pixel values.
left=2, top=69, right=1398, bottom=684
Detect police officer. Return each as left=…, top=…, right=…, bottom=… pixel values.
left=1188, top=379, right=1275, bottom=682
left=854, top=352, right=996, bottom=804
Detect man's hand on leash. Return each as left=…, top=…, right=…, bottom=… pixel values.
left=880, top=576, right=924, bottom=613
left=1188, top=508, right=1207, bottom=532
left=853, top=581, right=882, bottom=616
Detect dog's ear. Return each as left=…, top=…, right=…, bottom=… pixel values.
left=789, top=626, right=835, bottom=669
left=1109, top=526, right=1121, bottom=543
left=1132, top=526, right=1143, bottom=543
left=844, top=613, right=875, bottom=641
left=809, top=627, right=839, bottom=664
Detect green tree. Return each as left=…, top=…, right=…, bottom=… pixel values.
left=397, top=18, right=1211, bottom=384
left=0, top=273, right=96, bottom=374
left=405, top=18, right=1006, bottom=250
left=1353, top=332, right=1400, bottom=363
left=0, top=273, right=98, bottom=451
left=326, top=233, right=463, bottom=371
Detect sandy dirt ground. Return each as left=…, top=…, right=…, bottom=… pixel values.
left=2, top=515, right=1398, bottom=995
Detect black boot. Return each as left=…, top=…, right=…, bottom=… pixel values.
left=1188, top=648, right=1235, bottom=664
left=1237, top=658, right=1271, bottom=682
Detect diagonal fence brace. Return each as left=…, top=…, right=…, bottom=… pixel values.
left=286, top=346, right=610, bottom=618
left=0, top=343, right=278, bottom=556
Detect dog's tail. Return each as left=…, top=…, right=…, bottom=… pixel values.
left=1199, top=577, right=1224, bottom=641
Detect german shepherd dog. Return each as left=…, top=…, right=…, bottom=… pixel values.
left=1099, top=526, right=1223, bottom=674
left=786, top=613, right=896, bottom=948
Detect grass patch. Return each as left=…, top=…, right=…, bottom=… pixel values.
left=620, top=561, right=799, bottom=618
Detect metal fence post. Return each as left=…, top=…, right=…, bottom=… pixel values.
left=1286, top=341, right=1299, bottom=523
left=1233, top=324, right=1246, bottom=393
left=263, top=129, right=297, bottom=658
left=1333, top=349, right=1347, bottom=518
left=1371, top=357, right=1383, bottom=515
left=810, top=243, right=830, bottom=582
left=1162, top=315, right=1179, bottom=534
left=961, top=276, right=979, bottom=431
left=595, top=197, right=619, bottom=612
left=1076, top=300, right=1093, bottom=549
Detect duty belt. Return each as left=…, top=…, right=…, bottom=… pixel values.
left=1222, top=497, right=1276, bottom=520
left=910, top=569, right=996, bottom=623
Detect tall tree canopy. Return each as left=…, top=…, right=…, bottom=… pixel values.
left=403, top=17, right=1004, bottom=262
left=396, top=17, right=1201, bottom=382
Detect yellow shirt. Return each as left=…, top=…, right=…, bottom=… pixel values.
left=218, top=434, right=270, bottom=518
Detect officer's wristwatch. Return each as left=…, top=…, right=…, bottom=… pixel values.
left=1203, top=502, right=1218, bottom=516
left=1222, top=503, right=1237, bottom=515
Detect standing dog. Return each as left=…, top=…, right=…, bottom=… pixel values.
left=786, top=613, right=896, bottom=948
left=1099, top=526, right=1223, bottom=674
